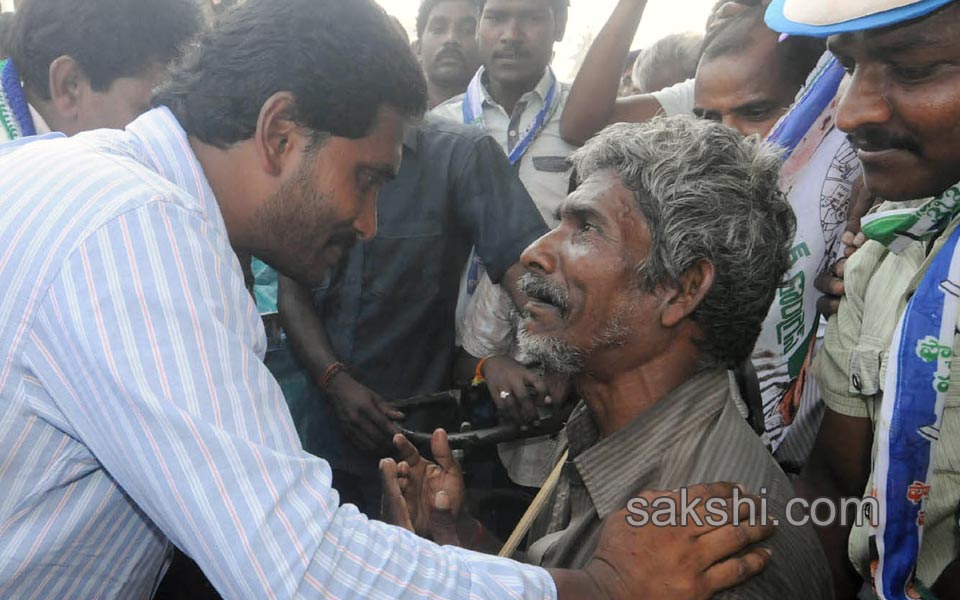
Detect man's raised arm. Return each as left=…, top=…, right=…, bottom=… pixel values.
left=559, top=0, right=662, bottom=146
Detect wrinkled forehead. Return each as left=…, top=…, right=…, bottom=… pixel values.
left=562, top=170, right=641, bottom=223
left=828, top=2, right=960, bottom=58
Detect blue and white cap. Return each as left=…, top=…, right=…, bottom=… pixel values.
left=765, top=0, right=956, bottom=36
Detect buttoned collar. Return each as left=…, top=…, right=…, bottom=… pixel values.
left=477, top=66, right=555, bottom=115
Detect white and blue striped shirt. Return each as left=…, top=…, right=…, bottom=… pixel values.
left=0, top=107, right=557, bottom=599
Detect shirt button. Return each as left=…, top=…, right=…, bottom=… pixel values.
left=508, top=130, right=517, bottom=137
left=852, top=373, right=863, bottom=391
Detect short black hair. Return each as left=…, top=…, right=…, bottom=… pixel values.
left=478, top=0, right=569, bottom=29
left=701, top=5, right=824, bottom=90
left=10, top=0, right=203, bottom=100
left=416, top=0, right=482, bottom=39
left=0, top=12, right=14, bottom=60
left=153, top=0, right=427, bottom=149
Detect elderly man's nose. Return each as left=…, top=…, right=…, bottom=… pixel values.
left=521, top=230, right=558, bottom=274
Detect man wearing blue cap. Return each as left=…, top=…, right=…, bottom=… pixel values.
left=767, top=1, right=960, bottom=599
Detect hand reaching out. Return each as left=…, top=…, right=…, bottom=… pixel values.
left=379, top=429, right=467, bottom=541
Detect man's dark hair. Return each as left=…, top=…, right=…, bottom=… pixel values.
left=700, top=5, right=824, bottom=90
left=416, top=0, right=482, bottom=39
left=10, top=0, right=203, bottom=99
left=0, top=12, right=15, bottom=60
left=478, top=0, right=569, bottom=30
left=154, top=0, right=427, bottom=149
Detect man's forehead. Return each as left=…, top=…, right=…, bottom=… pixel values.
left=829, top=3, right=960, bottom=54
left=562, top=171, right=633, bottom=214
left=483, top=0, right=553, bottom=14
left=429, top=0, right=480, bottom=20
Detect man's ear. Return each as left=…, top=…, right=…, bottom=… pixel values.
left=659, top=259, right=715, bottom=328
left=47, top=55, right=83, bottom=125
left=254, top=91, right=302, bottom=177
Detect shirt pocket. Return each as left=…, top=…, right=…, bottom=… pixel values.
left=365, top=221, right=443, bottom=300
left=531, top=156, right=572, bottom=173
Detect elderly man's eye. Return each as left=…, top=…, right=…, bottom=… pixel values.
left=579, top=221, right=600, bottom=234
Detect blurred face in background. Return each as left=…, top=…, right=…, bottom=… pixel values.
left=477, top=0, right=561, bottom=92
left=418, top=0, right=480, bottom=92
left=694, top=25, right=797, bottom=139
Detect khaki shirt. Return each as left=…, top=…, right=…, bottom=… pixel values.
left=526, top=370, right=832, bottom=599
left=813, top=200, right=960, bottom=586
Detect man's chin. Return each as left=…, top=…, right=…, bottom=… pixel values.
left=516, top=326, right=583, bottom=376
left=862, top=164, right=960, bottom=203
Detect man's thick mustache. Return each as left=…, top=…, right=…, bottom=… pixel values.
left=493, top=47, right=532, bottom=60
left=434, top=46, right=466, bottom=63
left=847, top=127, right=922, bottom=155
left=518, top=272, right=569, bottom=314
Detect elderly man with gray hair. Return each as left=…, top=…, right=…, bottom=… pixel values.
left=382, top=116, right=833, bottom=599
left=631, top=32, right=702, bottom=94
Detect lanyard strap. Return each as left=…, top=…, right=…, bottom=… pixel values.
left=462, top=66, right=559, bottom=165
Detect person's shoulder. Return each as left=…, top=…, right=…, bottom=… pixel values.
left=420, top=113, right=494, bottom=147
left=1, top=130, right=209, bottom=241
left=697, top=403, right=832, bottom=599
left=430, top=94, right=466, bottom=122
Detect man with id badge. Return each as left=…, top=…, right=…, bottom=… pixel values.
left=433, top=0, right=577, bottom=487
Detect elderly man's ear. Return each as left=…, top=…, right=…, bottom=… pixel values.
left=659, top=260, right=715, bottom=328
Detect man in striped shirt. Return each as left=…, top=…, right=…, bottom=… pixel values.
left=0, top=0, right=775, bottom=598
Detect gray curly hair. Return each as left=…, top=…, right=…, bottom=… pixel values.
left=570, top=116, right=796, bottom=368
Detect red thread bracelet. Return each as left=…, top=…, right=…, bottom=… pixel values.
left=319, top=361, right=345, bottom=389
left=471, top=355, right=494, bottom=387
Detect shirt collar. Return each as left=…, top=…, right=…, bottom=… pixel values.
left=124, top=106, right=222, bottom=229
left=478, top=66, right=555, bottom=112
left=568, top=369, right=731, bottom=519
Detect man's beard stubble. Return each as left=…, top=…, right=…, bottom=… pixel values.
left=516, top=273, right=635, bottom=376
left=249, top=160, right=356, bottom=286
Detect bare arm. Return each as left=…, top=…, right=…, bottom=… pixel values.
left=795, top=407, right=874, bottom=599
left=277, top=274, right=403, bottom=453
left=559, top=0, right=664, bottom=146
left=277, top=274, right=338, bottom=382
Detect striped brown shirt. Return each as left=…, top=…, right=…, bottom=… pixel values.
left=525, top=369, right=833, bottom=599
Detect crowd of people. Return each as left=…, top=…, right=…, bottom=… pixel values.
left=0, top=0, right=958, bottom=598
